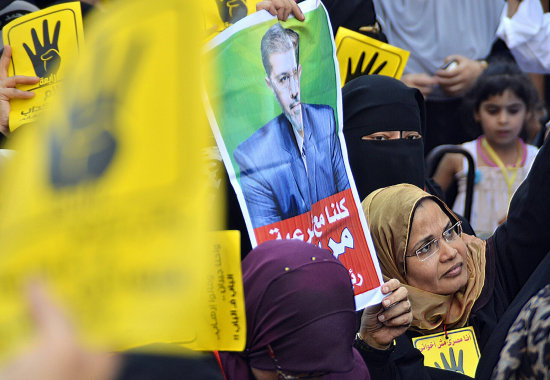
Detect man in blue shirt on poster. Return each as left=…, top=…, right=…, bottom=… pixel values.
left=234, top=23, right=350, bottom=229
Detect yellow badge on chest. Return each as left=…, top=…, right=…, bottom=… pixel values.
left=412, top=326, right=480, bottom=378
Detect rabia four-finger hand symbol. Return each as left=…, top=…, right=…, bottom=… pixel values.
left=434, top=347, right=465, bottom=374
left=345, top=52, right=388, bottom=84
left=23, top=19, right=61, bottom=78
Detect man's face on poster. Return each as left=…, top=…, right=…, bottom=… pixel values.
left=265, top=48, right=303, bottom=133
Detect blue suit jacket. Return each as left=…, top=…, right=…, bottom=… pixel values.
left=234, top=103, right=350, bottom=228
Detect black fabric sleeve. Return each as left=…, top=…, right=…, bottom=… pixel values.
left=493, top=137, right=550, bottom=303
left=475, top=251, right=550, bottom=380
left=117, top=352, right=223, bottom=380
left=317, top=0, right=387, bottom=41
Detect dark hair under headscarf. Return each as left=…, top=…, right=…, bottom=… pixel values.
left=218, top=240, right=370, bottom=380
left=343, top=75, right=426, bottom=201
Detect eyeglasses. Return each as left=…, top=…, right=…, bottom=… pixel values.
left=267, top=345, right=329, bottom=379
left=405, top=221, right=462, bottom=262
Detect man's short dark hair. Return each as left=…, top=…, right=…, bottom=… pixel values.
left=261, top=23, right=300, bottom=76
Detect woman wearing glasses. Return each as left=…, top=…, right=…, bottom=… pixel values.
left=359, top=134, right=550, bottom=378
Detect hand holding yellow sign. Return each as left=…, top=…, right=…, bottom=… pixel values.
left=2, top=1, right=84, bottom=131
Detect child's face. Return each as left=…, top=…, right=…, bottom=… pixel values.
left=475, top=89, right=528, bottom=147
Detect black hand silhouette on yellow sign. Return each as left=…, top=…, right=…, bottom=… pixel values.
left=345, top=52, right=387, bottom=84
left=23, top=19, right=61, bottom=78
left=215, top=0, right=248, bottom=25
left=49, top=39, right=145, bottom=188
left=434, top=347, right=465, bottom=374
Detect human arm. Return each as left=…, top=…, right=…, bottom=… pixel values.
left=432, top=153, right=463, bottom=192
left=435, top=55, right=487, bottom=97
left=496, top=0, right=550, bottom=73
left=507, top=0, right=522, bottom=17
left=400, top=73, right=438, bottom=99
left=0, top=283, right=120, bottom=380
left=0, top=45, right=40, bottom=136
left=256, top=0, right=305, bottom=21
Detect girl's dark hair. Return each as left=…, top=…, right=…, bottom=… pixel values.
left=464, top=60, right=540, bottom=140
left=469, top=61, right=536, bottom=112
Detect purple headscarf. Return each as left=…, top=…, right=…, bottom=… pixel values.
left=219, top=240, right=370, bottom=380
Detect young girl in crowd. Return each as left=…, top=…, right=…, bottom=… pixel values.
left=433, top=63, right=539, bottom=238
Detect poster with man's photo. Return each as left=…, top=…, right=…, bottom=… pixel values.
left=204, top=0, right=384, bottom=308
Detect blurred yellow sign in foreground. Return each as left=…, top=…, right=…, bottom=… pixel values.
left=0, top=0, right=244, bottom=361
left=3, top=1, right=84, bottom=132
left=335, top=27, right=409, bottom=86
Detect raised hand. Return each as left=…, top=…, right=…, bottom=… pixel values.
left=23, top=19, right=61, bottom=78
left=345, top=52, right=387, bottom=84
left=0, top=283, right=120, bottom=380
left=359, top=279, right=412, bottom=350
left=256, top=0, right=305, bottom=21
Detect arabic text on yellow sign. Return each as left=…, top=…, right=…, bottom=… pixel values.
left=187, top=231, right=246, bottom=351
left=412, top=326, right=480, bottom=378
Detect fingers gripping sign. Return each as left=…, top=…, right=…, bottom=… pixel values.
left=23, top=20, right=61, bottom=78
left=0, top=46, right=39, bottom=135
left=359, top=279, right=413, bottom=350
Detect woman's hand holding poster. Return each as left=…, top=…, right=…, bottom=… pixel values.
left=204, top=0, right=384, bottom=308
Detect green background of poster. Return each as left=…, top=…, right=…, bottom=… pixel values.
left=205, top=5, right=338, bottom=181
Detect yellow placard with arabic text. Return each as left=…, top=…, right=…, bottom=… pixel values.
left=202, top=0, right=262, bottom=39
left=0, top=0, right=237, bottom=362
left=2, top=1, right=84, bottom=131
left=412, top=326, right=480, bottom=378
left=335, top=27, right=409, bottom=86
left=188, top=231, right=246, bottom=351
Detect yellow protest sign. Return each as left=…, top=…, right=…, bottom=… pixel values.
left=0, top=0, right=241, bottom=362
left=412, top=326, right=480, bottom=378
left=2, top=1, right=84, bottom=131
left=335, top=27, right=409, bottom=86
left=202, top=0, right=263, bottom=39
left=187, top=231, right=246, bottom=351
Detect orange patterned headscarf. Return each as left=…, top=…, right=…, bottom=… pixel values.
left=362, top=184, right=486, bottom=333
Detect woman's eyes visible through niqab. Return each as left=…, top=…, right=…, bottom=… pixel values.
left=361, top=131, right=422, bottom=141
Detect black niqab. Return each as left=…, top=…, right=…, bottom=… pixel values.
left=343, top=75, right=426, bottom=201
